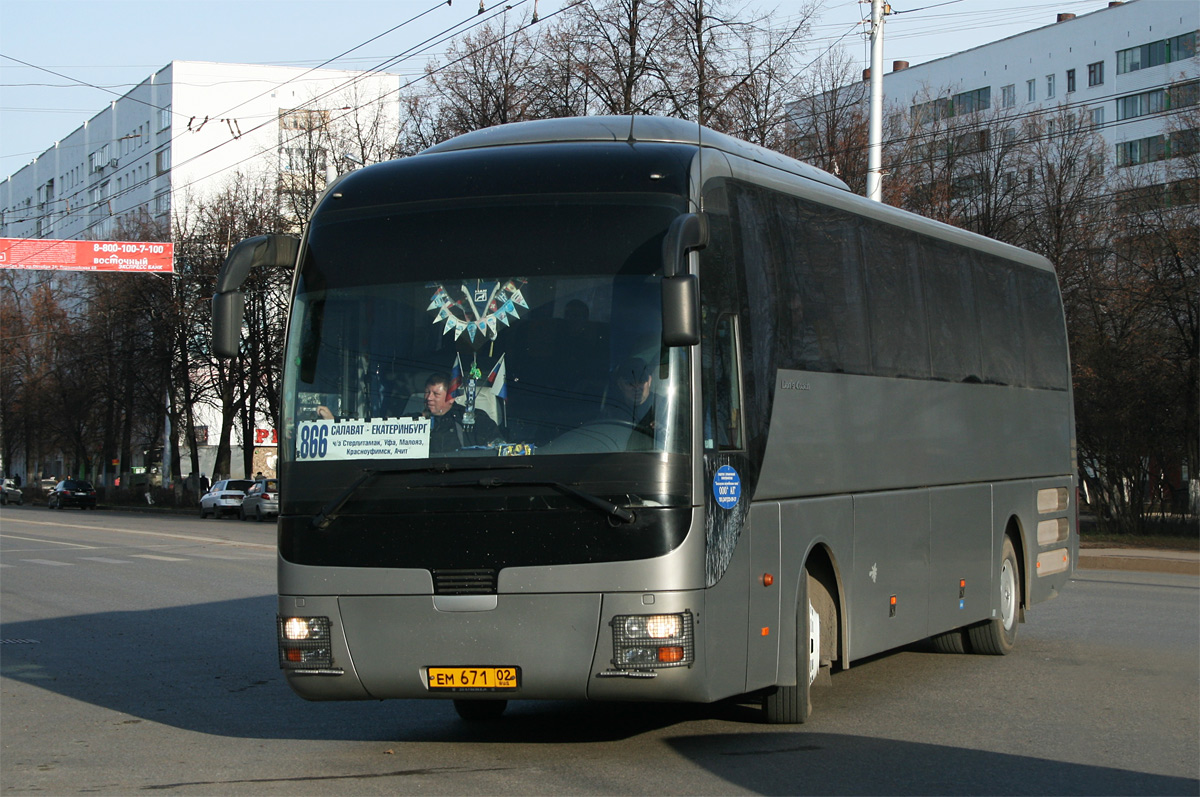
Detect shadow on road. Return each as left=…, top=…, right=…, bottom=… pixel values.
left=0, top=597, right=733, bottom=743
left=665, top=732, right=1198, bottom=796
left=3, top=599, right=1197, bottom=795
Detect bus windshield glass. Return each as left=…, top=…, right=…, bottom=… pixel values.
left=281, top=194, right=690, bottom=465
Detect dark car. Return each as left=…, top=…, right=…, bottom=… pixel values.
left=48, top=479, right=97, bottom=509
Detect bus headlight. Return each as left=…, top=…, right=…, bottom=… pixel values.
left=611, top=611, right=694, bottom=669
left=277, top=616, right=333, bottom=669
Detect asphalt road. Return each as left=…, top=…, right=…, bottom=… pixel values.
left=1, top=505, right=1197, bottom=795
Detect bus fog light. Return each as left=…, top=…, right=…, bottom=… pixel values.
left=278, top=616, right=333, bottom=669
left=622, top=647, right=657, bottom=666
left=611, top=611, right=694, bottom=669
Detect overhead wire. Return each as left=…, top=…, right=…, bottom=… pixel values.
left=2, top=0, right=565, bottom=250
left=2, top=0, right=1186, bottom=245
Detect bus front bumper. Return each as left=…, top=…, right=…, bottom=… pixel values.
left=278, top=591, right=711, bottom=703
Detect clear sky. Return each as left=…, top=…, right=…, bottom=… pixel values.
left=0, top=0, right=1127, bottom=175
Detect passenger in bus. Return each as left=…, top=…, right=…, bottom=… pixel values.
left=423, top=372, right=500, bottom=454
left=603, top=357, right=656, bottom=436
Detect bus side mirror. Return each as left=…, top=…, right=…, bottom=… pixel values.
left=211, top=234, right=299, bottom=359
left=662, top=213, right=706, bottom=347
left=212, top=291, right=246, bottom=358
left=663, top=275, right=700, bottom=346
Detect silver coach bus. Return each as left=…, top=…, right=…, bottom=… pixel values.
left=212, top=116, right=1076, bottom=722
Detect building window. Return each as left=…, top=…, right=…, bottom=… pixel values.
left=158, top=106, right=171, bottom=131
left=953, top=86, right=991, bottom=115
left=156, top=150, right=171, bottom=174
left=1001, top=84, right=1015, bottom=108
left=1117, top=32, right=1197, bottom=75
left=1046, top=74, right=1055, bottom=99
left=1027, top=79, right=1036, bottom=102
left=1091, top=107, right=1105, bottom=127
left=1066, top=69, right=1076, bottom=93
left=1116, top=135, right=1167, bottom=167
left=1116, top=81, right=1200, bottom=121
left=1088, top=61, right=1104, bottom=87
left=1173, top=128, right=1200, bottom=159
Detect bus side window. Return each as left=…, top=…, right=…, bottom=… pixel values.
left=706, top=313, right=745, bottom=451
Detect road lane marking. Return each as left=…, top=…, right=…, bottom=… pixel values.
left=78, top=557, right=133, bottom=564
left=130, top=554, right=190, bottom=562
left=0, top=518, right=273, bottom=550
left=0, top=533, right=96, bottom=549
left=20, top=559, right=73, bottom=566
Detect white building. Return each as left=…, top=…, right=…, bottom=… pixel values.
left=1, top=61, right=402, bottom=241
left=792, top=0, right=1197, bottom=186
left=1, top=61, right=402, bottom=486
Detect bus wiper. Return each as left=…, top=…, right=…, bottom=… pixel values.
left=466, top=477, right=637, bottom=524
left=310, top=463, right=533, bottom=530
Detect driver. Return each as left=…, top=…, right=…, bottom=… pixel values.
left=603, top=357, right=656, bottom=435
left=424, top=372, right=500, bottom=454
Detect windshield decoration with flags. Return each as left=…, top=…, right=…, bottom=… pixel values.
left=486, top=354, right=507, bottom=401
left=449, top=353, right=465, bottom=400
left=427, top=278, right=528, bottom=348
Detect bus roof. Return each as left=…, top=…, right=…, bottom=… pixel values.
left=422, top=115, right=852, bottom=194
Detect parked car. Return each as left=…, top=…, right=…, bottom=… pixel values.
left=48, top=479, right=97, bottom=509
left=199, top=479, right=254, bottom=519
left=239, top=478, right=279, bottom=522
left=1, top=479, right=23, bottom=505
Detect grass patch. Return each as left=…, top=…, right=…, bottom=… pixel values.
left=1079, top=514, right=1199, bottom=550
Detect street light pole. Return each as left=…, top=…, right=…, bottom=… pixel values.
left=867, top=0, right=887, bottom=202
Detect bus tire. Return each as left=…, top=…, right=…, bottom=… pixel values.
left=763, top=572, right=814, bottom=724
left=968, top=536, right=1019, bottom=655
left=931, top=629, right=968, bottom=653
left=453, top=699, right=507, bottom=721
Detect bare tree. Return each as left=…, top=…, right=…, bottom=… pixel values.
left=789, top=47, right=869, bottom=191
left=425, top=14, right=542, bottom=138
left=173, top=173, right=289, bottom=484
left=570, top=0, right=675, bottom=116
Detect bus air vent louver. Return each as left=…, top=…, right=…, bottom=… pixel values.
left=432, top=568, right=497, bottom=595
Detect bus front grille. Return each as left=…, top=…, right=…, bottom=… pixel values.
left=432, top=568, right=497, bottom=595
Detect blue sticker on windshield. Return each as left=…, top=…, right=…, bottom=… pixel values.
left=713, top=465, right=741, bottom=509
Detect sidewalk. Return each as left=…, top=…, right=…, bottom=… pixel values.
left=1077, top=547, right=1200, bottom=576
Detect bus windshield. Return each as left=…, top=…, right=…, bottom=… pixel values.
left=280, top=194, right=690, bottom=466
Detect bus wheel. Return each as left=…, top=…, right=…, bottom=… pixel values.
left=931, top=629, right=968, bottom=653
left=968, top=537, right=1019, bottom=655
left=453, top=699, right=507, bottom=721
left=763, top=572, right=816, bottom=724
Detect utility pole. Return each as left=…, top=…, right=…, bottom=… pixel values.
left=867, top=0, right=888, bottom=202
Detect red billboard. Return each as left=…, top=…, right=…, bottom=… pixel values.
left=0, top=238, right=173, bottom=273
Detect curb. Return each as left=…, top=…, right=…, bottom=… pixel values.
left=1077, top=553, right=1199, bottom=576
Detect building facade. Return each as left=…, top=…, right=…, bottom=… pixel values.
left=1, top=61, right=402, bottom=241
left=790, top=0, right=1197, bottom=191
left=1, top=61, right=402, bottom=490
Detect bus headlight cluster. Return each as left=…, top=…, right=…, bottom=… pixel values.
left=277, top=616, right=333, bottom=669
left=611, top=611, right=694, bottom=669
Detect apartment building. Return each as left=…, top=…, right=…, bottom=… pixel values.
left=1, top=61, right=402, bottom=241
left=791, top=0, right=1198, bottom=190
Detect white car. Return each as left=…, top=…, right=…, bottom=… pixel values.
left=1, top=479, right=23, bottom=505
left=199, top=479, right=254, bottom=519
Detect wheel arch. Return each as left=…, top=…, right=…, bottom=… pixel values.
left=802, top=542, right=846, bottom=672
left=1003, top=514, right=1028, bottom=618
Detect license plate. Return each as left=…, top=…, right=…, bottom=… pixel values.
left=427, top=666, right=520, bottom=691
